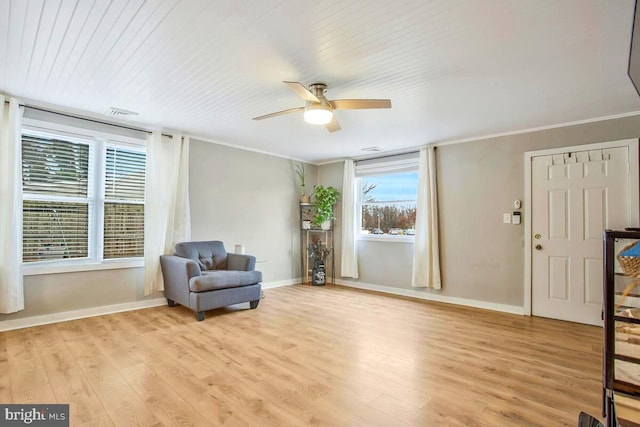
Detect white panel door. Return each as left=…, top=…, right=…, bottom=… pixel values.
left=532, top=147, right=630, bottom=325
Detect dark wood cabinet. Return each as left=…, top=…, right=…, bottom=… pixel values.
left=604, top=229, right=640, bottom=426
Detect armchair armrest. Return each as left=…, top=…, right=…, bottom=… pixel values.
left=227, top=253, right=256, bottom=271
left=160, top=255, right=201, bottom=305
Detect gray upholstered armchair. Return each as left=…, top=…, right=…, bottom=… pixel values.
left=160, top=241, right=262, bottom=321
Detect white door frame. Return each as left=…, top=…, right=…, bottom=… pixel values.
left=523, top=139, right=640, bottom=316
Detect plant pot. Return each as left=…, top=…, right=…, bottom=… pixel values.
left=300, top=195, right=310, bottom=204
left=321, top=220, right=331, bottom=231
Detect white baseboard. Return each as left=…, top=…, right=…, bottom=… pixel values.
left=0, top=298, right=167, bottom=332
left=335, top=279, right=525, bottom=315
left=262, top=278, right=300, bottom=289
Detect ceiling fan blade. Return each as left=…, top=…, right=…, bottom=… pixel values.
left=325, top=115, right=341, bottom=133
left=252, top=107, right=304, bottom=121
left=330, top=99, right=392, bottom=110
left=284, top=81, right=320, bottom=102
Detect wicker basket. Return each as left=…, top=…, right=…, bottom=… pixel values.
left=614, top=242, right=640, bottom=311
left=618, top=242, right=640, bottom=279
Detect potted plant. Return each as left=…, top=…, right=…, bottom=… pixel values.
left=295, top=163, right=310, bottom=203
left=312, top=185, right=340, bottom=230
left=309, top=240, right=332, bottom=263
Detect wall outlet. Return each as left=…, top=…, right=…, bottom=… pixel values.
left=503, top=213, right=511, bottom=224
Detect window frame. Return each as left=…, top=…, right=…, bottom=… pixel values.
left=102, top=144, right=146, bottom=260
left=355, top=158, right=419, bottom=243
left=21, top=130, right=94, bottom=263
left=20, top=119, right=146, bottom=276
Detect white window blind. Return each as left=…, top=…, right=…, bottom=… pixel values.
left=22, top=135, right=91, bottom=262
left=22, top=135, right=89, bottom=196
left=355, top=152, right=419, bottom=177
left=103, top=146, right=145, bottom=259
left=105, top=147, right=146, bottom=200
left=22, top=201, right=89, bottom=262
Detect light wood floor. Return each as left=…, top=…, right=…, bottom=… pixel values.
left=0, top=285, right=602, bottom=426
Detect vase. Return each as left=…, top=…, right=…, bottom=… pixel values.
left=312, top=266, right=326, bottom=286
left=300, top=195, right=310, bottom=204
left=321, top=220, right=331, bottom=231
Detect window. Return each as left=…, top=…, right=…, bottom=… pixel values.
left=356, top=157, right=419, bottom=239
left=21, top=128, right=146, bottom=270
left=103, top=147, right=145, bottom=258
left=22, top=134, right=92, bottom=262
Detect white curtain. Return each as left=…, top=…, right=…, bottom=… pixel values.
left=0, top=96, right=24, bottom=313
left=144, top=132, right=191, bottom=295
left=340, top=159, right=359, bottom=278
left=412, top=146, right=441, bottom=289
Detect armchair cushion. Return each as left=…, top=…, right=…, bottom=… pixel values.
left=175, top=241, right=228, bottom=271
left=227, top=253, right=256, bottom=271
left=189, top=270, right=263, bottom=292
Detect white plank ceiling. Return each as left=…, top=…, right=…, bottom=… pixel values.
left=1, top=0, right=639, bottom=163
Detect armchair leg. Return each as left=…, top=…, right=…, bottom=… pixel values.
left=167, top=299, right=177, bottom=307
left=196, top=311, right=205, bottom=321
left=250, top=300, right=260, bottom=309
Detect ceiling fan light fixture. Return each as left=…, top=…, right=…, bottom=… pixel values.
left=252, top=81, right=391, bottom=132
left=304, top=102, right=333, bottom=125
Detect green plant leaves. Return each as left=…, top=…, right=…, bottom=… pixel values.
left=312, top=185, right=340, bottom=225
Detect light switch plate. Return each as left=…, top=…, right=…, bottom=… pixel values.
left=512, top=212, right=521, bottom=225
left=503, top=213, right=511, bottom=224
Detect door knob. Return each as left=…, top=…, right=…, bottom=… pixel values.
left=535, top=244, right=542, bottom=250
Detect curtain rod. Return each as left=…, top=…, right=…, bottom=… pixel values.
left=6, top=101, right=173, bottom=138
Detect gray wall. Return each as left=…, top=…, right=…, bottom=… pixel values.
left=23, top=107, right=148, bottom=140
left=0, top=269, right=152, bottom=321
left=322, top=115, right=640, bottom=308
left=189, top=139, right=317, bottom=282
left=1, top=135, right=315, bottom=322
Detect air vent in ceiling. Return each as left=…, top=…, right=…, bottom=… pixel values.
left=361, top=146, right=383, bottom=152
left=105, top=107, right=138, bottom=117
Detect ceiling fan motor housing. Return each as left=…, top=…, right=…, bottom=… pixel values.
left=309, top=83, right=328, bottom=98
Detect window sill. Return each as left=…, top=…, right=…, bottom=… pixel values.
left=358, top=235, right=415, bottom=243
left=22, top=259, right=144, bottom=276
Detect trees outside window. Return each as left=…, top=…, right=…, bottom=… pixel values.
left=358, top=171, right=418, bottom=235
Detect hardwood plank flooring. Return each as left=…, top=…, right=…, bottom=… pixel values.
left=0, top=285, right=603, bottom=426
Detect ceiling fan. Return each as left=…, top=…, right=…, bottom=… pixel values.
left=252, top=81, right=392, bottom=132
